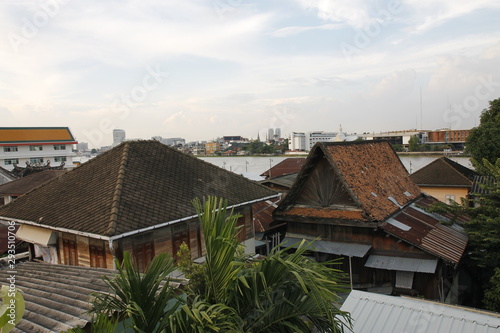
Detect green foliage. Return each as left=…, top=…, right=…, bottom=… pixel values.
left=408, top=135, right=420, bottom=152
left=176, top=242, right=206, bottom=297
left=465, top=98, right=500, bottom=174
left=0, top=285, right=24, bottom=333
left=483, top=267, right=500, bottom=312
left=89, top=252, right=183, bottom=333
left=181, top=196, right=351, bottom=332
left=246, top=140, right=281, bottom=155
left=427, top=158, right=500, bottom=309
left=85, top=197, right=351, bottom=332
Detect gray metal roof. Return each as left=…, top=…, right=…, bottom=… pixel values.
left=341, top=290, right=500, bottom=333
left=364, top=255, right=438, bottom=273
left=281, top=237, right=371, bottom=258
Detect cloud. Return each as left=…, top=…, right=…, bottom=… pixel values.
left=271, top=23, right=342, bottom=37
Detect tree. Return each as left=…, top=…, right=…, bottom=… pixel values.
left=408, top=135, right=420, bottom=152
left=427, top=159, right=500, bottom=309
left=86, top=252, right=183, bottom=332
left=465, top=98, right=500, bottom=174
left=172, top=196, right=351, bottom=332
left=81, top=197, right=351, bottom=332
left=483, top=267, right=500, bottom=312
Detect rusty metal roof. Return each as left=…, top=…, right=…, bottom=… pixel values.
left=380, top=196, right=468, bottom=264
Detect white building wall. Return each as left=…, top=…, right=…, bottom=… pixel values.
left=289, top=132, right=306, bottom=151
left=0, top=144, right=76, bottom=171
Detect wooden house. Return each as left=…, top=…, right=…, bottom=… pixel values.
left=410, top=157, right=477, bottom=204
left=273, top=141, right=468, bottom=301
left=0, top=141, right=278, bottom=271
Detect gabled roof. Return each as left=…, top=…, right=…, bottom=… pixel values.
left=341, top=290, right=500, bottom=333
left=410, top=157, right=477, bottom=187
left=260, top=158, right=306, bottom=178
left=0, top=261, right=113, bottom=332
left=0, top=127, right=77, bottom=145
left=0, top=170, right=66, bottom=196
left=275, top=141, right=421, bottom=222
left=0, top=141, right=278, bottom=238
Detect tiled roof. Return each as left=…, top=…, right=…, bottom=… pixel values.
left=0, top=141, right=277, bottom=237
left=410, top=157, right=477, bottom=187
left=276, top=141, right=421, bottom=222
left=0, top=261, right=114, bottom=332
left=260, top=158, right=306, bottom=178
left=341, top=290, right=500, bottom=333
left=0, top=170, right=66, bottom=196
left=0, top=127, right=77, bottom=145
left=380, top=196, right=468, bottom=264
left=253, top=197, right=282, bottom=233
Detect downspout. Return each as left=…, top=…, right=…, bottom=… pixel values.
left=108, top=239, right=117, bottom=270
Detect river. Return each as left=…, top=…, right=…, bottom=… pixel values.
left=199, top=155, right=473, bottom=180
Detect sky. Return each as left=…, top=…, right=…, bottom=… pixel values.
left=1, top=0, right=500, bottom=148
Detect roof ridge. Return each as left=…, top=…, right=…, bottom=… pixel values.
left=106, top=142, right=130, bottom=236
left=441, top=157, right=475, bottom=182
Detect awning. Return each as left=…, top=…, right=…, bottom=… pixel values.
left=281, top=237, right=371, bottom=258
left=364, top=255, right=438, bottom=273
left=16, top=224, right=57, bottom=246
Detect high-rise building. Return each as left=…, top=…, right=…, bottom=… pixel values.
left=113, top=129, right=126, bottom=146
left=274, top=128, right=281, bottom=139
left=268, top=128, right=274, bottom=141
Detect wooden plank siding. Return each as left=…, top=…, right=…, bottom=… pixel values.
left=52, top=205, right=256, bottom=272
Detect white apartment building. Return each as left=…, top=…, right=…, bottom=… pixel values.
left=113, top=129, right=126, bottom=146
left=289, top=131, right=338, bottom=151
left=0, top=127, right=78, bottom=171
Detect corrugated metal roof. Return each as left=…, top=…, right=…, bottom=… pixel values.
left=380, top=196, right=468, bottom=264
left=341, top=290, right=500, bottom=333
left=282, top=237, right=371, bottom=257
left=365, top=255, right=438, bottom=273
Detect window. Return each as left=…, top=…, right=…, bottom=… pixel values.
left=54, top=156, right=67, bottom=162
left=4, top=159, right=19, bottom=165
left=445, top=194, right=456, bottom=205
left=3, top=146, right=18, bottom=152
left=30, top=157, right=44, bottom=164
left=53, top=144, right=66, bottom=150
left=29, top=145, right=43, bottom=151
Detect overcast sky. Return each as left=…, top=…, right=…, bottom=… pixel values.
left=1, top=0, right=500, bottom=147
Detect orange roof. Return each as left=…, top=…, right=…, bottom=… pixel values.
left=282, top=207, right=364, bottom=220
left=0, top=127, right=77, bottom=144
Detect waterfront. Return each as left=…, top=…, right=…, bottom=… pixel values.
left=199, top=155, right=473, bottom=180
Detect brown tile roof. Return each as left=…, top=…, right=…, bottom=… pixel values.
left=276, top=141, right=421, bottom=222
left=0, top=141, right=277, bottom=237
left=0, top=170, right=66, bottom=196
left=253, top=197, right=282, bottom=233
left=260, top=158, right=306, bottom=178
left=281, top=207, right=364, bottom=220
left=410, top=157, right=477, bottom=187
left=0, top=127, right=77, bottom=144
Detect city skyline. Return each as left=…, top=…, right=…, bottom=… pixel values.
left=1, top=1, right=500, bottom=148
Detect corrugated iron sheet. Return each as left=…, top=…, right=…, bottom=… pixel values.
left=341, top=290, right=500, bottom=333
left=395, top=271, right=414, bottom=289
left=380, top=196, right=468, bottom=264
left=282, top=237, right=371, bottom=258
left=365, top=255, right=437, bottom=273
